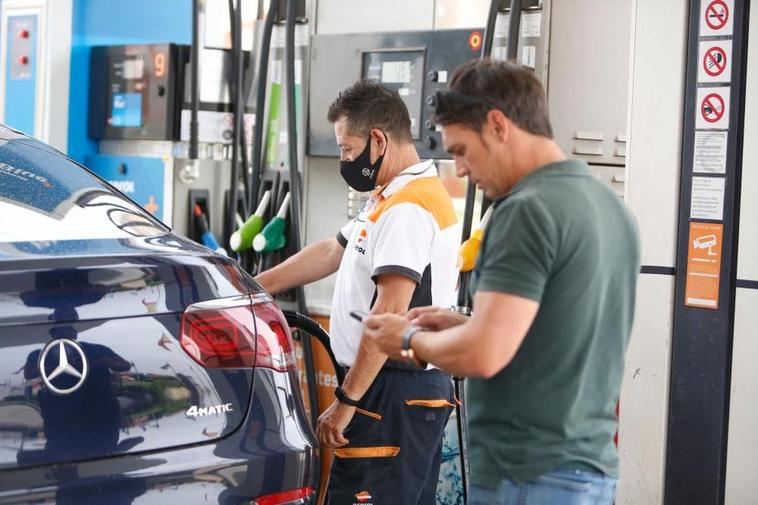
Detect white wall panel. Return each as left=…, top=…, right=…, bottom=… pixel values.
left=548, top=0, right=632, bottom=173
left=617, top=274, right=674, bottom=505
left=725, top=288, right=758, bottom=503
left=315, top=0, right=433, bottom=35
left=303, top=156, right=346, bottom=315
left=433, top=0, right=489, bottom=29
left=736, top=2, right=758, bottom=281
left=625, top=0, right=688, bottom=268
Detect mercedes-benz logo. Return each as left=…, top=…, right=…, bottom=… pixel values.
left=39, top=339, right=88, bottom=395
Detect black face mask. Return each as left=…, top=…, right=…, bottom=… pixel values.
left=340, top=135, right=385, bottom=192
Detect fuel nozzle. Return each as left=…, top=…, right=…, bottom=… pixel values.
left=457, top=205, right=493, bottom=272
left=229, top=190, right=271, bottom=252
left=193, top=204, right=228, bottom=256
left=253, top=193, right=290, bottom=253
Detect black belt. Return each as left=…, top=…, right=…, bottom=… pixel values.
left=342, top=359, right=427, bottom=374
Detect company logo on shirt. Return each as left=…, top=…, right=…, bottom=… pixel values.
left=0, top=162, right=53, bottom=188
left=354, top=228, right=367, bottom=255
left=354, top=490, right=373, bottom=504
left=356, top=228, right=367, bottom=244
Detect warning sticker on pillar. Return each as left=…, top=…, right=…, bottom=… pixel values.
left=700, top=0, right=734, bottom=36
left=698, top=40, right=732, bottom=83
left=693, top=131, right=728, bottom=174
left=690, top=176, right=725, bottom=220
left=685, top=222, right=723, bottom=309
left=522, top=46, right=536, bottom=69
left=696, top=86, right=730, bottom=130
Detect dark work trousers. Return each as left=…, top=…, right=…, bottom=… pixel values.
left=326, top=364, right=454, bottom=505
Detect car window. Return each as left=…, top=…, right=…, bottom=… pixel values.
left=0, top=138, right=168, bottom=242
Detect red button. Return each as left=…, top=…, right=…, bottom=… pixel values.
left=18, top=29, right=29, bottom=39
left=18, top=56, right=29, bottom=65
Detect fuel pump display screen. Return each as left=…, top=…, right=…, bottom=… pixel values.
left=89, top=44, right=186, bottom=141
left=111, top=93, right=142, bottom=127
left=362, top=50, right=425, bottom=139
left=107, top=54, right=146, bottom=129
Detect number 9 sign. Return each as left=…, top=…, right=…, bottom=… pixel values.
left=154, top=53, right=166, bottom=78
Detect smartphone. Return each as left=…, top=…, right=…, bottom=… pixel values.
left=350, top=310, right=369, bottom=322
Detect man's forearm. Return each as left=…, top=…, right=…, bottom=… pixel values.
left=413, top=322, right=489, bottom=377
left=255, top=238, right=343, bottom=294
left=341, top=273, right=418, bottom=402
left=341, top=336, right=388, bottom=402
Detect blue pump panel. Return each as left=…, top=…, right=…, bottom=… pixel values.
left=4, top=14, right=38, bottom=136
left=84, top=154, right=169, bottom=223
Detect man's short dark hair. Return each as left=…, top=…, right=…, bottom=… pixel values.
left=327, top=80, right=413, bottom=143
left=435, top=58, right=553, bottom=138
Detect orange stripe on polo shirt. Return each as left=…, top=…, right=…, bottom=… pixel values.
left=368, top=176, right=457, bottom=230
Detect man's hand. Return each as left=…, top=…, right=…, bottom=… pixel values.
left=362, top=313, right=410, bottom=360
left=316, top=400, right=355, bottom=448
left=406, top=306, right=468, bottom=331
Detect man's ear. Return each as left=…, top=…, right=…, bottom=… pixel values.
left=486, top=109, right=510, bottom=143
left=370, top=128, right=389, bottom=155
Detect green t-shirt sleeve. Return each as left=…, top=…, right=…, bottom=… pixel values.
left=476, top=198, right=557, bottom=302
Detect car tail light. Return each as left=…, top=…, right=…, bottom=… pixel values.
left=250, top=298, right=297, bottom=372
left=252, top=487, right=314, bottom=505
left=180, top=294, right=296, bottom=372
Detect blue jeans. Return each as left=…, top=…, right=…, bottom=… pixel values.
left=469, top=469, right=617, bottom=505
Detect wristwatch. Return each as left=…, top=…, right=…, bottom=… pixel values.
left=334, top=386, right=361, bottom=407
left=401, top=325, right=421, bottom=354
left=400, top=325, right=423, bottom=365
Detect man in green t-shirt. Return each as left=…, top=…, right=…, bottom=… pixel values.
left=362, top=59, right=640, bottom=505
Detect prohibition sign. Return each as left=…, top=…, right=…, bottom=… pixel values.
left=703, top=46, right=727, bottom=77
left=701, top=92, right=725, bottom=123
left=705, top=0, right=729, bottom=31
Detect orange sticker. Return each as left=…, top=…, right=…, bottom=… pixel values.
left=685, top=222, right=723, bottom=309
left=469, top=31, right=483, bottom=51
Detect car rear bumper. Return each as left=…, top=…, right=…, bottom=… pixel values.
left=0, top=368, right=318, bottom=504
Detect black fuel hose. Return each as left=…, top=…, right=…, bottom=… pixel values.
left=226, top=0, right=250, bottom=217
left=482, top=0, right=500, bottom=58
left=227, top=0, right=246, bottom=241
left=283, top=310, right=346, bottom=385
left=284, top=0, right=320, bottom=435
left=479, top=0, right=523, bottom=217
left=506, top=0, right=523, bottom=61
left=189, top=0, right=200, bottom=161
left=248, top=0, right=278, bottom=218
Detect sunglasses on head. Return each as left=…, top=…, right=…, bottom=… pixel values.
left=434, top=90, right=497, bottom=115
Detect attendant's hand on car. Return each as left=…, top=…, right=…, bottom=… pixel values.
left=317, top=399, right=354, bottom=448
left=406, top=306, right=468, bottom=331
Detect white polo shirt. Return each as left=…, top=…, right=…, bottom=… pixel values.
left=329, top=160, right=461, bottom=367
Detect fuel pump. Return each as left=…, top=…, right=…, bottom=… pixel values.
left=231, top=6, right=338, bottom=502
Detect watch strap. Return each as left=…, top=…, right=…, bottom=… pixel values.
left=401, top=325, right=421, bottom=351
left=334, top=386, right=361, bottom=407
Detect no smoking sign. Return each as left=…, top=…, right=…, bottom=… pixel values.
left=696, top=86, right=730, bottom=130
left=697, top=40, right=732, bottom=83
left=700, top=0, right=734, bottom=36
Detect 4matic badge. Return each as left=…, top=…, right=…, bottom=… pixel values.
left=185, top=403, right=233, bottom=417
